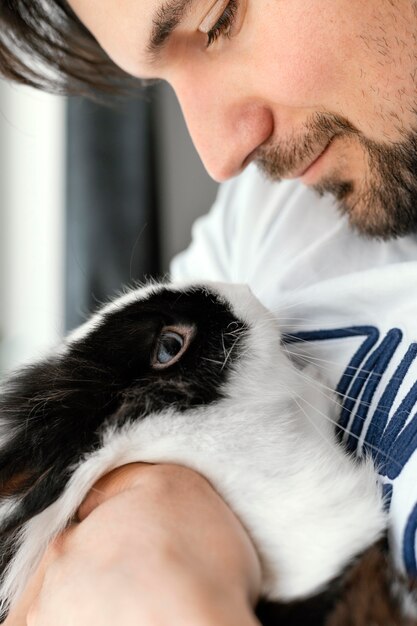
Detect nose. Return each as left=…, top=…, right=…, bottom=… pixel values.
left=171, top=72, right=274, bottom=182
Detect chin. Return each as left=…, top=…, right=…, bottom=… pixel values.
left=314, top=176, right=417, bottom=240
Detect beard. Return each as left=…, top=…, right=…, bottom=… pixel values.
left=255, top=112, right=417, bottom=240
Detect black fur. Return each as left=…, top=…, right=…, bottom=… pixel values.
left=0, top=286, right=246, bottom=537
left=255, top=589, right=339, bottom=626
left=0, top=284, right=402, bottom=625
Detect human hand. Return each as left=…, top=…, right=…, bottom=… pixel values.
left=4, top=463, right=261, bottom=626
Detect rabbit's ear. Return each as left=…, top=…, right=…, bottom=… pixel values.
left=0, top=427, right=71, bottom=530
left=0, top=353, right=115, bottom=531
left=0, top=444, right=41, bottom=508
left=0, top=465, right=70, bottom=536
left=0, top=364, right=80, bottom=535
left=0, top=469, right=37, bottom=498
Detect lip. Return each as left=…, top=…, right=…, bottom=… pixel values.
left=283, top=140, right=333, bottom=180
left=244, top=136, right=335, bottom=180
left=299, top=139, right=334, bottom=183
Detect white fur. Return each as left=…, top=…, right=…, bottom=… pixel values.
left=0, top=282, right=386, bottom=610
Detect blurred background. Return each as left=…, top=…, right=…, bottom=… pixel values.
left=0, top=81, right=218, bottom=374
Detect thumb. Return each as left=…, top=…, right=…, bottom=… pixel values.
left=77, top=462, right=155, bottom=521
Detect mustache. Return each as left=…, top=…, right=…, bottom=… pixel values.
left=255, top=113, right=357, bottom=180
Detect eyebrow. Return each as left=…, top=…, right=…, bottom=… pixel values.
left=147, top=0, right=196, bottom=62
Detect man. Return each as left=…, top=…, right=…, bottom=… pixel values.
left=1, top=1, right=417, bottom=624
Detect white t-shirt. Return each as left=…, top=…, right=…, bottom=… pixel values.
left=171, top=163, right=417, bottom=579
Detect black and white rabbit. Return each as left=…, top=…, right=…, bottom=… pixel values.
left=0, top=281, right=409, bottom=624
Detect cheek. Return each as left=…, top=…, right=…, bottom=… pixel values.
left=250, top=1, right=350, bottom=108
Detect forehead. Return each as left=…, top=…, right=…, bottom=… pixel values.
left=67, top=0, right=216, bottom=79
left=67, top=0, right=159, bottom=77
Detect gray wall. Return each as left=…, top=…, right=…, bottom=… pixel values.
left=0, top=81, right=218, bottom=372
left=154, top=83, right=219, bottom=272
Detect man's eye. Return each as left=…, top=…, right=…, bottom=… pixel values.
left=202, top=0, right=239, bottom=48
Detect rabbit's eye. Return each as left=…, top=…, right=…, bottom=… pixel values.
left=157, top=332, right=183, bottom=363
left=152, top=326, right=193, bottom=369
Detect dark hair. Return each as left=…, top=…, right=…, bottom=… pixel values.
left=0, top=0, right=138, bottom=96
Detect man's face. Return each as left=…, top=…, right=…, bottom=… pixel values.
left=67, top=0, right=417, bottom=239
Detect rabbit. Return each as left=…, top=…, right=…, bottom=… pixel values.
left=0, top=280, right=410, bottom=624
